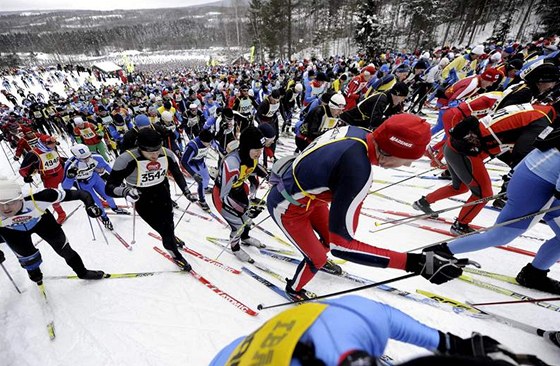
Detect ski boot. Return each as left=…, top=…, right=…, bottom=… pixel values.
left=112, top=207, right=130, bottom=215
left=172, top=254, right=192, bottom=271
left=322, top=260, right=343, bottom=275
left=101, top=216, right=114, bottom=231
left=450, top=220, right=475, bottom=236
left=516, top=263, right=560, bottom=294
left=241, top=237, right=266, bottom=248
left=285, top=279, right=315, bottom=301
left=77, top=270, right=106, bottom=280
left=412, top=196, right=438, bottom=218
left=232, top=246, right=254, bottom=263
left=204, top=187, right=214, bottom=194
left=174, top=236, right=185, bottom=248
left=198, top=200, right=210, bottom=212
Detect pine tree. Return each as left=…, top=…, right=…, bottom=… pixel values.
left=535, top=0, right=560, bottom=36
left=354, top=0, right=386, bottom=58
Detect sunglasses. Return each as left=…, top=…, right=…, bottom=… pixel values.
left=139, top=145, right=162, bottom=152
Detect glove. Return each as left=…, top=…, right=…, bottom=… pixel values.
left=406, top=251, right=465, bottom=285
left=23, top=175, right=33, bottom=183
left=85, top=204, right=102, bottom=218
left=193, top=173, right=203, bottom=184
left=66, top=166, right=78, bottom=179
left=0, top=250, right=5, bottom=264
left=123, top=187, right=140, bottom=203
left=438, top=332, right=519, bottom=365
left=185, top=192, right=198, bottom=202
left=247, top=205, right=264, bottom=219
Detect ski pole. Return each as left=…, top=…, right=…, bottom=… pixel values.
left=1, top=263, right=22, bottom=294
left=0, top=141, right=16, bottom=175
left=131, top=202, right=137, bottom=245
left=407, top=204, right=560, bottom=253
left=369, top=193, right=506, bottom=231
left=95, top=218, right=110, bottom=245
left=174, top=201, right=193, bottom=229
left=369, top=167, right=438, bottom=195
left=470, top=297, right=560, bottom=307
left=86, top=214, right=96, bottom=241
left=257, top=273, right=418, bottom=311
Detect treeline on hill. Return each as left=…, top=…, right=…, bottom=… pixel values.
left=355, top=0, right=560, bottom=57
left=0, top=0, right=559, bottom=62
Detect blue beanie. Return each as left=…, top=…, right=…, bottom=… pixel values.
left=135, top=114, right=151, bottom=127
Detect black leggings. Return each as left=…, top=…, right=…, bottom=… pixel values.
left=135, top=190, right=180, bottom=257
left=1, top=211, right=87, bottom=277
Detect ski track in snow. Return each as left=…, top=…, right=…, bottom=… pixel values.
left=1, top=72, right=559, bottom=365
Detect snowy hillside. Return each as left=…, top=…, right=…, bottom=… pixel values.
left=0, top=73, right=559, bottom=366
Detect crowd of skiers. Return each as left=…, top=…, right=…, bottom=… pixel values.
left=1, top=34, right=560, bottom=365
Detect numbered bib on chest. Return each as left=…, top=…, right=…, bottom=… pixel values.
left=81, top=127, right=96, bottom=140
left=193, top=146, right=210, bottom=160
left=239, top=99, right=253, bottom=114
left=76, top=160, right=98, bottom=180
left=33, top=110, right=43, bottom=118
left=39, top=151, right=59, bottom=172
left=319, top=115, right=338, bottom=132
left=137, top=157, right=168, bottom=187
left=187, top=116, right=199, bottom=127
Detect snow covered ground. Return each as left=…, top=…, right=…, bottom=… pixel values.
left=1, top=74, right=559, bottom=366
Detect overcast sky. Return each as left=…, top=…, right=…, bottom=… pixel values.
left=0, top=0, right=219, bottom=12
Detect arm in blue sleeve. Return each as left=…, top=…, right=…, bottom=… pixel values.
left=94, top=155, right=111, bottom=173
left=180, top=144, right=198, bottom=176
left=203, top=116, right=216, bottom=130
left=326, top=295, right=440, bottom=353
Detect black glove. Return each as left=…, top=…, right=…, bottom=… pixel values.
left=247, top=205, right=264, bottom=219
left=438, top=332, right=519, bottom=365
left=0, top=250, right=5, bottom=264
left=185, top=192, right=198, bottom=202
left=23, top=175, right=34, bottom=183
left=406, top=251, right=465, bottom=284
left=66, top=166, right=78, bottom=179
left=85, top=204, right=102, bottom=218
left=193, top=173, right=203, bottom=184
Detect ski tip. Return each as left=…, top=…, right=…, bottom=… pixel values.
left=257, top=303, right=264, bottom=310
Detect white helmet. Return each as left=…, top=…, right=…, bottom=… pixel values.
left=0, top=178, right=22, bottom=204
left=70, top=144, right=92, bottom=159
left=329, top=93, right=346, bottom=110
left=161, top=110, right=174, bottom=122
left=490, top=52, right=502, bottom=63
left=189, top=103, right=198, bottom=110
left=471, top=45, right=485, bottom=55
left=294, top=83, right=303, bottom=93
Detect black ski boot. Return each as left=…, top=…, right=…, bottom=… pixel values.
left=516, top=263, right=560, bottom=294
left=174, top=236, right=185, bottom=248
left=173, top=254, right=192, bottom=272
left=322, top=260, right=343, bottom=275
left=412, top=196, right=438, bottom=218
left=198, top=200, right=210, bottom=212
left=285, top=278, right=315, bottom=301
left=112, top=207, right=130, bottom=215
left=450, top=220, right=475, bottom=236
left=78, top=270, right=106, bottom=280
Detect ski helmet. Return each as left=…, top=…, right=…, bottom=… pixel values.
left=0, top=179, right=23, bottom=204
left=328, top=93, right=346, bottom=110
left=294, top=83, right=303, bottom=93
left=70, top=144, right=92, bottom=160
left=137, top=128, right=162, bottom=152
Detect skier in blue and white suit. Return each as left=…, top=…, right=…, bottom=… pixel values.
left=62, top=144, right=129, bottom=231
left=180, top=129, right=215, bottom=211
left=426, top=119, right=560, bottom=295
left=210, top=295, right=522, bottom=366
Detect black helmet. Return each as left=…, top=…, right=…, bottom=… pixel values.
left=522, top=62, right=560, bottom=83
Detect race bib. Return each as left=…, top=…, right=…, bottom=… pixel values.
left=81, top=127, right=96, bottom=140
left=137, top=157, right=168, bottom=187
left=39, top=151, right=59, bottom=172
